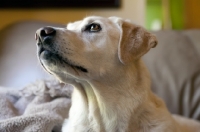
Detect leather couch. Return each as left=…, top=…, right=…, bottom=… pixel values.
left=0, top=21, right=199, bottom=121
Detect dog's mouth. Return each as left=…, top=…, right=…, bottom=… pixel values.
left=38, top=44, right=88, bottom=73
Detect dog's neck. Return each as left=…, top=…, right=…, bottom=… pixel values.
left=67, top=61, right=161, bottom=132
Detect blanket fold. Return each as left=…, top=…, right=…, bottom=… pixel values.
left=0, top=80, right=72, bottom=132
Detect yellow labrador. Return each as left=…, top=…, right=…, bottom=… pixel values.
left=35, top=16, right=200, bottom=132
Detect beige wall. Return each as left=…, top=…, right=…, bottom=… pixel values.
left=0, top=0, right=145, bottom=30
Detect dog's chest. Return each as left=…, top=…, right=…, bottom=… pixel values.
left=68, top=87, right=130, bottom=132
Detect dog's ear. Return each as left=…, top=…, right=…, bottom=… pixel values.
left=118, top=21, right=157, bottom=64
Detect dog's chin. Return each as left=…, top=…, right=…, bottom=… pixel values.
left=40, top=50, right=58, bottom=66
left=39, top=50, right=62, bottom=75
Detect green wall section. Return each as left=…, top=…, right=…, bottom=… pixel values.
left=146, top=0, right=163, bottom=30
left=146, top=0, right=184, bottom=30
left=170, top=0, right=184, bottom=29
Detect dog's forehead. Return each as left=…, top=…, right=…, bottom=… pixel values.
left=82, top=16, right=107, bottom=23
left=67, top=16, right=117, bottom=30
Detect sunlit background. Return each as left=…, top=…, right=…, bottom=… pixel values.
left=0, top=0, right=200, bottom=31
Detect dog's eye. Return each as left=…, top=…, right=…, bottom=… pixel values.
left=85, top=23, right=101, bottom=32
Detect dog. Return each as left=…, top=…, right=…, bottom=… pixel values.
left=35, top=16, right=200, bottom=132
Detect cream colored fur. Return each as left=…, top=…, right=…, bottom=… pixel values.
left=36, top=16, right=200, bottom=132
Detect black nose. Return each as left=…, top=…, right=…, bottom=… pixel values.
left=35, top=27, right=56, bottom=41
left=40, top=27, right=56, bottom=37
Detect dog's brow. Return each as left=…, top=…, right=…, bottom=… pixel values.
left=83, top=18, right=98, bottom=25
left=87, top=20, right=95, bottom=24
left=80, top=19, right=96, bottom=31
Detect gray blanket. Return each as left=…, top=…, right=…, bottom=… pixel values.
left=0, top=80, right=73, bottom=132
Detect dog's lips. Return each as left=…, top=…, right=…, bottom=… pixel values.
left=38, top=47, right=45, bottom=56
left=38, top=47, right=88, bottom=73
left=40, top=50, right=54, bottom=61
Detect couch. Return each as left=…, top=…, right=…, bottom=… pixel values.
left=0, top=21, right=199, bottom=121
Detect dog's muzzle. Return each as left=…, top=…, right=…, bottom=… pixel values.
left=35, top=27, right=88, bottom=73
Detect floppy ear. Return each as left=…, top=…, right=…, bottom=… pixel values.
left=118, top=21, right=157, bottom=64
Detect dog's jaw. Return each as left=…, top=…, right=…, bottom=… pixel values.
left=37, top=45, right=89, bottom=83
left=39, top=50, right=88, bottom=73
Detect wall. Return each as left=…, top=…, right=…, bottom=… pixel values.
left=185, top=0, right=200, bottom=29
left=0, top=0, right=145, bottom=30
left=145, top=0, right=163, bottom=30
left=170, top=0, right=184, bottom=29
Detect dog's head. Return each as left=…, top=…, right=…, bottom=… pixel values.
left=35, top=16, right=157, bottom=83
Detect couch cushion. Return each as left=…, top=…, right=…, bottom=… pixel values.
left=143, top=30, right=200, bottom=120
